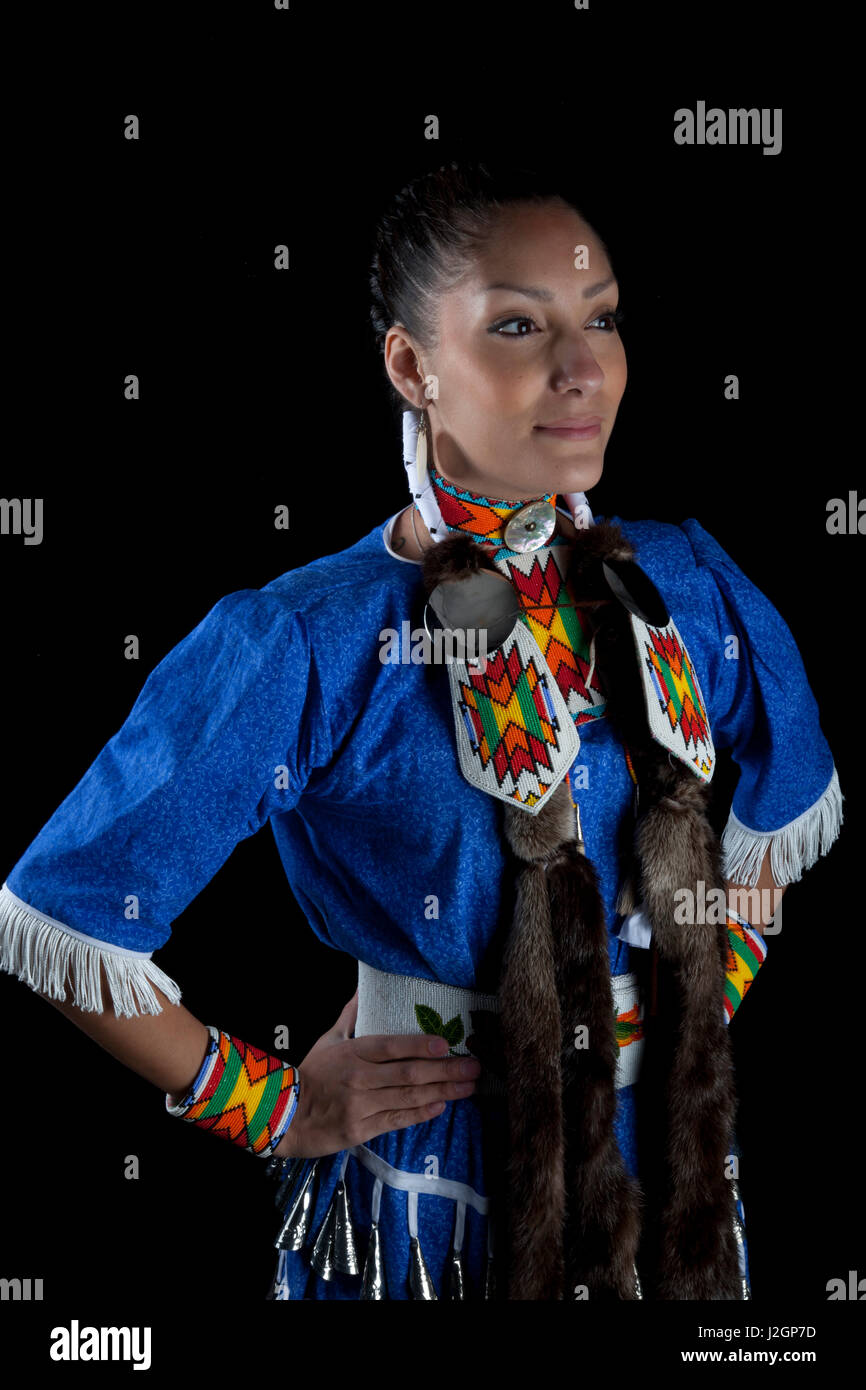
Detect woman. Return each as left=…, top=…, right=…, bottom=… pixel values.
left=0, top=162, right=843, bottom=1300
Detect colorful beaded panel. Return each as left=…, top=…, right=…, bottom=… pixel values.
left=494, top=546, right=606, bottom=726
left=632, top=618, right=715, bottom=780
left=449, top=619, right=579, bottom=810
left=722, top=916, right=769, bottom=1022
left=167, top=1026, right=299, bottom=1157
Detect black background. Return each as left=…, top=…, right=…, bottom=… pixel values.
left=1, top=0, right=861, bottom=1366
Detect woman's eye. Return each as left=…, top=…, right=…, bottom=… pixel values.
left=590, top=309, right=625, bottom=332
left=493, top=316, right=537, bottom=336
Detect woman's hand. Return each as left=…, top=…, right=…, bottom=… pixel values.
left=273, top=990, right=481, bottom=1159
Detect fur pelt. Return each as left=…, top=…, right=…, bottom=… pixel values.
left=420, top=522, right=742, bottom=1300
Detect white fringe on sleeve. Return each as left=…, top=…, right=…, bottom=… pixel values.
left=0, top=880, right=183, bottom=1018
left=720, top=765, right=844, bottom=887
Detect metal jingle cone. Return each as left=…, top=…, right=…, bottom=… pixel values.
left=309, top=1194, right=338, bottom=1280
left=446, top=1250, right=466, bottom=1300
left=359, top=1221, right=386, bottom=1300
left=445, top=1200, right=468, bottom=1300
left=265, top=1249, right=291, bottom=1301
left=332, top=1178, right=359, bottom=1275
left=408, top=1236, right=438, bottom=1300
left=274, top=1155, right=308, bottom=1210
left=276, top=1161, right=319, bottom=1251
left=633, top=1262, right=643, bottom=1299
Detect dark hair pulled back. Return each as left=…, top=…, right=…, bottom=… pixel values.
left=368, top=160, right=609, bottom=415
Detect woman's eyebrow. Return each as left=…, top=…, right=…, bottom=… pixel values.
left=484, top=276, right=617, bottom=302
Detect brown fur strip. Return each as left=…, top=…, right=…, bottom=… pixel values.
left=632, top=755, right=742, bottom=1299
left=503, top=781, right=642, bottom=1298
left=496, top=856, right=566, bottom=1298
left=547, top=835, right=644, bottom=1298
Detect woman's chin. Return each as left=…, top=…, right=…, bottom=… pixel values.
left=547, top=461, right=605, bottom=495
left=529, top=437, right=605, bottom=487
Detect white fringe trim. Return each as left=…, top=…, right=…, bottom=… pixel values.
left=0, top=880, right=183, bottom=1018
left=720, top=765, right=844, bottom=887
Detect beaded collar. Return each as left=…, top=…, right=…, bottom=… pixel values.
left=428, top=465, right=568, bottom=563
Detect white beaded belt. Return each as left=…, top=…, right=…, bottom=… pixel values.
left=354, top=960, right=645, bottom=1098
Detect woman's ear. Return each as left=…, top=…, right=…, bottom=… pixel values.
left=384, top=325, right=425, bottom=407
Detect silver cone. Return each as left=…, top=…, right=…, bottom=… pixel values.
left=359, top=1221, right=386, bottom=1299
left=333, top=1179, right=359, bottom=1275
left=276, top=1161, right=319, bottom=1251
left=274, top=1155, right=307, bottom=1208
left=266, top=1249, right=291, bottom=1301
left=633, top=1262, right=643, bottom=1299
left=408, top=1236, right=438, bottom=1299
left=446, top=1250, right=466, bottom=1300
left=310, top=1195, right=338, bottom=1280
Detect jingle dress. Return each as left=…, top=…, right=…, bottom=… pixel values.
left=0, top=497, right=843, bottom=1299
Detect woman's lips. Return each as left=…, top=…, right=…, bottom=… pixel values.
left=535, top=418, right=602, bottom=440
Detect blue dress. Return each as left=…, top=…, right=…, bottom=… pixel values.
left=0, top=511, right=843, bottom=1299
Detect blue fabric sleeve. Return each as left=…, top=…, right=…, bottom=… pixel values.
left=679, top=518, right=843, bottom=887
left=0, top=589, right=330, bottom=1014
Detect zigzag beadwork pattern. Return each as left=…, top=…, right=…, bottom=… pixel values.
left=723, top=918, right=768, bottom=1022
left=174, top=1028, right=299, bottom=1155
left=636, top=619, right=715, bottom=779
left=493, top=546, right=607, bottom=726
left=455, top=630, right=573, bottom=808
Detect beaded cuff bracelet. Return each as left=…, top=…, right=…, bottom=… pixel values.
left=166, top=1024, right=300, bottom=1157
left=724, top=912, right=768, bottom=1023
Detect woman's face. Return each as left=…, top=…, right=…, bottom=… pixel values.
left=386, top=200, right=627, bottom=500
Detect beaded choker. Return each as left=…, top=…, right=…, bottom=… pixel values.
left=428, top=465, right=565, bottom=560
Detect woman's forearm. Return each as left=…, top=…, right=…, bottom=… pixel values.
left=33, top=959, right=210, bottom=1102
left=725, top=846, right=787, bottom=934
